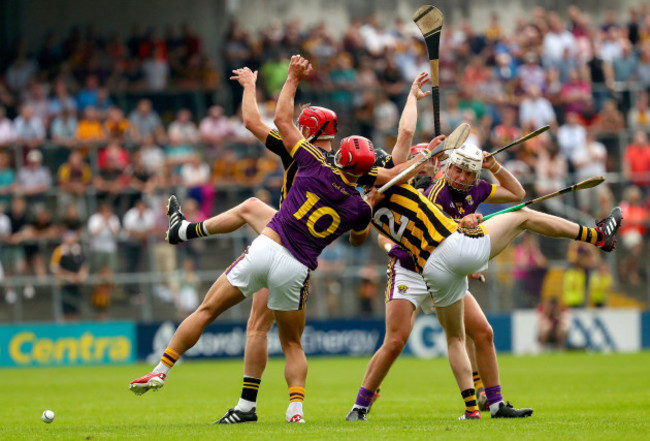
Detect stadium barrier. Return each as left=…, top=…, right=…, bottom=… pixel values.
left=1, top=309, right=648, bottom=368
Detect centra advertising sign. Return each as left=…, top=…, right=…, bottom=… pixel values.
left=0, top=322, right=135, bottom=367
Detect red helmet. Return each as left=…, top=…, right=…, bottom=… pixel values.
left=298, top=106, right=338, bottom=141
left=335, top=136, right=376, bottom=177
left=409, top=143, right=429, bottom=159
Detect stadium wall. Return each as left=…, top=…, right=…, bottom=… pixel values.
left=1, top=309, right=648, bottom=367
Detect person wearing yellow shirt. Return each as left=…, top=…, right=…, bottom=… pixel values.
left=589, top=261, right=612, bottom=308
left=563, top=262, right=586, bottom=308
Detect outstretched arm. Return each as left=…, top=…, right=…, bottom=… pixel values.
left=482, top=152, right=526, bottom=203
left=274, top=55, right=313, bottom=153
left=392, top=72, right=431, bottom=164
left=230, top=67, right=272, bottom=142
left=374, top=134, right=445, bottom=185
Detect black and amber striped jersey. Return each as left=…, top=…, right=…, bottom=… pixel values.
left=371, top=184, right=460, bottom=273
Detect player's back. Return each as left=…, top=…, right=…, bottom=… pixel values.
left=268, top=140, right=371, bottom=270
left=372, top=184, right=459, bottom=272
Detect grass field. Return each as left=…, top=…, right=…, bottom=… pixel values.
left=2, top=351, right=650, bottom=440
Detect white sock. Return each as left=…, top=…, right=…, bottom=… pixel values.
left=286, top=401, right=303, bottom=417
left=235, top=398, right=256, bottom=412
left=351, top=404, right=368, bottom=412
left=178, top=220, right=191, bottom=241
left=489, top=400, right=504, bottom=415
left=152, top=362, right=170, bottom=375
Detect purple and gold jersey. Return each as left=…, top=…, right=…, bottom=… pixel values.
left=267, top=138, right=372, bottom=270
left=424, top=178, right=496, bottom=220
left=372, top=184, right=460, bottom=273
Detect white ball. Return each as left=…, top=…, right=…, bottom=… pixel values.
left=41, top=410, right=55, bottom=423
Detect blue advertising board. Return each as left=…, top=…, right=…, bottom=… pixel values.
left=0, top=321, right=135, bottom=367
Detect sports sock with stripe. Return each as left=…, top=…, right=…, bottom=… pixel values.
left=183, top=221, right=208, bottom=241
left=153, top=347, right=180, bottom=375
left=461, top=388, right=479, bottom=413
left=235, top=376, right=261, bottom=412
left=575, top=225, right=601, bottom=245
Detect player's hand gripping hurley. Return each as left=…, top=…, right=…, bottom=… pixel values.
left=377, top=122, right=470, bottom=194
left=483, top=176, right=605, bottom=221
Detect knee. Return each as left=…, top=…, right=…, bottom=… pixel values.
left=241, top=197, right=263, bottom=216
left=469, top=321, right=494, bottom=346
left=247, top=313, right=274, bottom=336
left=382, top=333, right=409, bottom=358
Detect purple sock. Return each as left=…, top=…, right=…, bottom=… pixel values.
left=485, top=385, right=503, bottom=406
left=354, top=386, right=375, bottom=408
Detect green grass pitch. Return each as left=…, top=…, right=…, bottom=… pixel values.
left=2, top=352, right=649, bottom=440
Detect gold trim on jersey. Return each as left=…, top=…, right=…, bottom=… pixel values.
left=483, top=184, right=498, bottom=203
left=269, top=128, right=282, bottom=141
left=426, top=178, right=446, bottom=202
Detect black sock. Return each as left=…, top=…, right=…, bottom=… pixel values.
left=241, top=376, right=261, bottom=402
left=185, top=222, right=207, bottom=240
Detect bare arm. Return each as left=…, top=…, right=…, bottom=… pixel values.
left=230, top=67, right=273, bottom=142
left=274, top=55, right=313, bottom=153
left=374, top=134, right=445, bottom=185
left=481, top=151, right=526, bottom=203
left=392, top=72, right=431, bottom=164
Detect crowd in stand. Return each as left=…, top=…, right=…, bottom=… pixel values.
left=1, top=4, right=649, bottom=318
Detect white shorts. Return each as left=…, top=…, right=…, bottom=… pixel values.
left=421, top=231, right=491, bottom=307
left=226, top=235, right=311, bottom=311
left=385, top=258, right=437, bottom=314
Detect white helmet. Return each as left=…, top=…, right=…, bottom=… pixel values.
left=445, top=142, right=483, bottom=192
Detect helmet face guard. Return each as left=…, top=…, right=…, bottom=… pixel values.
left=335, top=136, right=376, bottom=177
left=298, top=106, right=338, bottom=141
left=445, top=142, right=483, bottom=193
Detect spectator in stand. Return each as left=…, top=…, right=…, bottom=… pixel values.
left=618, top=185, right=648, bottom=286
left=23, top=82, right=49, bottom=125
left=3, top=196, right=33, bottom=301
left=126, top=150, right=158, bottom=206
left=0, top=106, right=15, bottom=147
left=76, top=75, right=100, bottom=111
left=612, top=40, right=639, bottom=111
left=627, top=90, right=650, bottom=133
left=560, top=67, right=592, bottom=117
left=517, top=52, right=546, bottom=92
left=199, top=105, right=233, bottom=154
left=50, top=229, right=88, bottom=320
left=623, top=129, right=650, bottom=190
left=13, top=104, right=46, bottom=149
left=179, top=153, right=214, bottom=219
left=588, top=260, right=612, bottom=308
left=586, top=38, right=614, bottom=112
left=50, top=105, right=78, bottom=148
left=122, top=198, right=156, bottom=302
left=94, top=88, right=113, bottom=120
left=490, top=105, right=521, bottom=152
left=441, top=92, right=466, bottom=135
left=592, top=98, right=626, bottom=135
left=0, top=150, right=15, bottom=205
left=519, top=84, right=557, bottom=130
left=48, top=78, right=77, bottom=121
left=542, top=13, right=577, bottom=72
left=59, top=203, right=84, bottom=234
left=15, top=149, right=51, bottom=208
left=5, top=48, right=37, bottom=94
left=22, top=206, right=58, bottom=290
left=75, top=105, right=106, bottom=150
left=57, top=150, right=92, bottom=217
left=372, top=91, right=399, bottom=148
left=557, top=110, right=587, bottom=169
left=128, top=98, right=166, bottom=145
left=142, top=45, right=170, bottom=91
left=537, top=297, right=569, bottom=351
left=87, top=201, right=121, bottom=278
left=572, top=131, right=608, bottom=214
left=139, top=134, right=166, bottom=177
left=598, top=26, right=623, bottom=64
left=104, top=106, right=130, bottom=143
left=168, top=109, right=199, bottom=145
left=512, top=232, right=548, bottom=309
left=359, top=13, right=396, bottom=58
left=563, top=254, right=588, bottom=309
left=95, top=144, right=129, bottom=210
left=534, top=141, right=567, bottom=214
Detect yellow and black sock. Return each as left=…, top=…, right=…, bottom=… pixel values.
left=241, top=376, right=261, bottom=403
left=472, top=372, right=484, bottom=392
left=289, top=386, right=305, bottom=403
left=461, top=388, right=479, bottom=413
left=576, top=225, right=601, bottom=245
left=161, top=348, right=180, bottom=369
left=185, top=222, right=208, bottom=240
